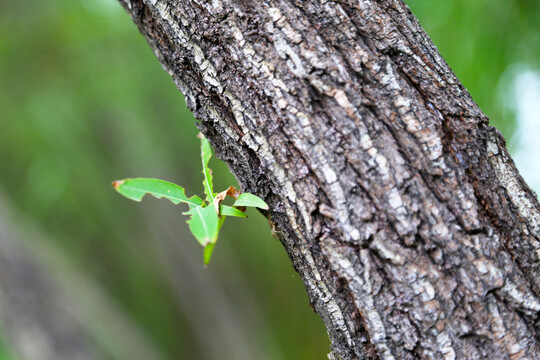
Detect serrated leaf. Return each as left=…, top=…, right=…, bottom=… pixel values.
left=233, top=193, right=269, bottom=210
left=220, top=205, right=248, bottom=218
left=203, top=243, right=215, bottom=266
left=112, top=178, right=203, bottom=206
left=185, top=205, right=219, bottom=246
left=198, top=134, right=214, bottom=202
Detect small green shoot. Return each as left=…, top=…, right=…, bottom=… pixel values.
left=233, top=193, right=269, bottom=209
left=112, top=134, right=268, bottom=265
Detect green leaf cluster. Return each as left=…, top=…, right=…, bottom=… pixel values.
left=112, top=135, right=268, bottom=265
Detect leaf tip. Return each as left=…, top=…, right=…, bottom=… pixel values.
left=203, top=243, right=215, bottom=266
left=112, top=180, right=126, bottom=190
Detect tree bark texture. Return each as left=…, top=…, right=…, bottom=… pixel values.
left=117, top=1, right=540, bottom=359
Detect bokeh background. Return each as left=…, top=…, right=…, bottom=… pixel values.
left=0, top=0, right=538, bottom=359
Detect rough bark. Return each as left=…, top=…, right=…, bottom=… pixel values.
left=116, top=0, right=540, bottom=359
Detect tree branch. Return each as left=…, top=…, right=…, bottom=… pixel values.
left=117, top=1, right=540, bottom=358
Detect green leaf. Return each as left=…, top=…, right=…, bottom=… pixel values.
left=199, top=134, right=214, bottom=202
left=233, top=193, right=269, bottom=210
left=220, top=205, right=248, bottom=218
left=185, top=205, right=219, bottom=246
left=113, top=178, right=203, bottom=206
left=203, top=243, right=215, bottom=266
left=217, top=214, right=226, bottom=232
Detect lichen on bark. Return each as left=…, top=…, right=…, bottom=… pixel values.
left=117, top=0, right=540, bottom=359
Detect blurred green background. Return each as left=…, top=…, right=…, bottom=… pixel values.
left=0, top=0, right=538, bottom=359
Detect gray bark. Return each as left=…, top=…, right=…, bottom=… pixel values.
left=116, top=0, right=540, bottom=359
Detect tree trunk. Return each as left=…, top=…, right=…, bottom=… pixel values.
left=116, top=1, right=540, bottom=358
left=0, top=195, right=167, bottom=360
left=0, top=212, right=101, bottom=360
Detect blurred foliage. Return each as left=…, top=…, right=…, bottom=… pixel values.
left=0, top=0, right=538, bottom=359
